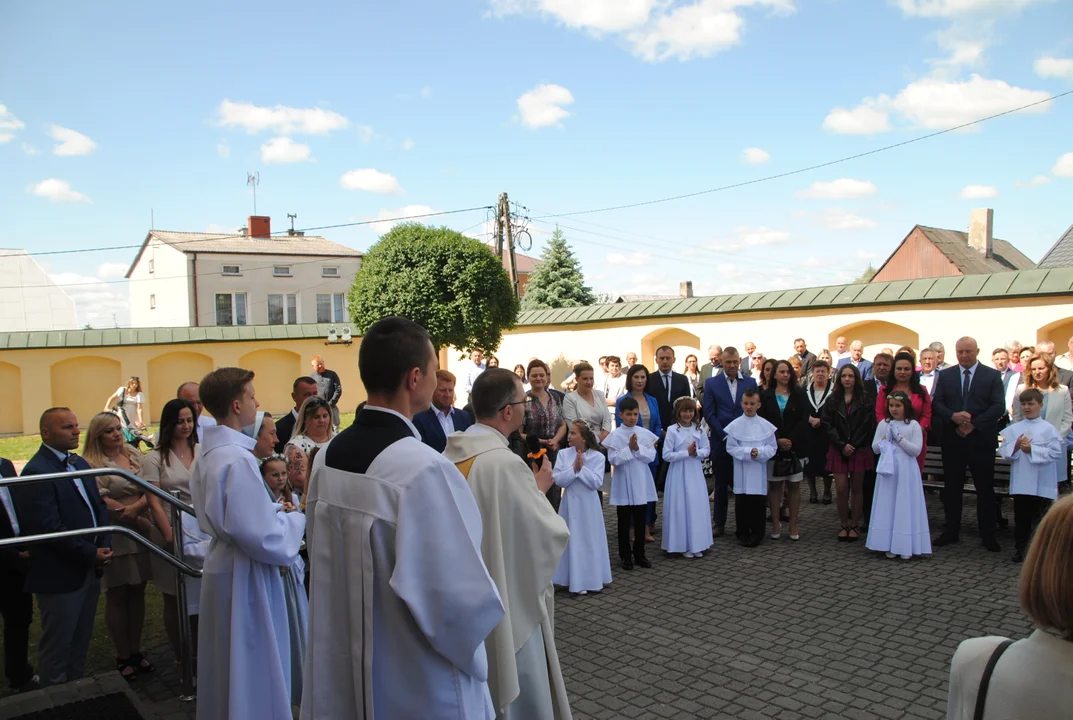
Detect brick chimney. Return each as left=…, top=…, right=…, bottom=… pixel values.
left=968, top=208, right=993, bottom=257
left=679, top=280, right=694, bottom=298
left=248, top=215, right=271, bottom=239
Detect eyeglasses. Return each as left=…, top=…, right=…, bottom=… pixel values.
left=498, top=397, right=532, bottom=412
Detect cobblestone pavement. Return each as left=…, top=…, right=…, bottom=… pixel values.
left=120, top=490, right=1028, bottom=719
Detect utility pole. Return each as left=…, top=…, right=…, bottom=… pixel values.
left=498, top=192, right=520, bottom=300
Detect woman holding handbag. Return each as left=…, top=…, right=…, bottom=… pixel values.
left=759, top=360, right=809, bottom=540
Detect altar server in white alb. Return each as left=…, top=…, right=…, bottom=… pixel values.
left=604, top=396, right=659, bottom=570
left=724, top=388, right=777, bottom=547
left=866, top=391, right=931, bottom=560
left=552, top=420, right=612, bottom=596
left=661, top=396, right=713, bottom=558
left=301, top=317, right=504, bottom=720
left=190, top=368, right=307, bottom=720
left=444, top=368, right=572, bottom=720
left=1000, top=387, right=1065, bottom=563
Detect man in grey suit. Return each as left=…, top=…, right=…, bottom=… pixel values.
left=793, top=338, right=817, bottom=380
left=699, top=345, right=723, bottom=383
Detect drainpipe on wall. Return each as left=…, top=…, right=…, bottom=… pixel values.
left=192, top=253, right=199, bottom=327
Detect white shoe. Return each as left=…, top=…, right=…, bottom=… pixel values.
left=885, top=552, right=896, bottom=559
left=771, top=531, right=781, bottom=540
left=693, top=551, right=703, bottom=558
left=900, top=555, right=911, bottom=561
left=577, top=590, right=588, bottom=595
left=683, top=552, right=694, bottom=558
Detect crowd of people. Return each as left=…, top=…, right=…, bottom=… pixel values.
left=0, top=324, right=1070, bottom=718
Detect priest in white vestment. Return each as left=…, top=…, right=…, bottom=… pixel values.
left=301, top=317, right=505, bottom=720
left=190, top=368, right=307, bottom=720
left=444, top=368, right=573, bottom=720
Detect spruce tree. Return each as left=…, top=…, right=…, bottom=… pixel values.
left=521, top=227, right=596, bottom=310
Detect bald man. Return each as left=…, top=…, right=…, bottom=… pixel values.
left=931, top=337, right=1005, bottom=552
left=177, top=381, right=216, bottom=432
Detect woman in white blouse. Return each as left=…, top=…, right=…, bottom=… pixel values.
left=142, top=398, right=199, bottom=664
left=286, top=396, right=337, bottom=454
left=563, top=362, right=614, bottom=442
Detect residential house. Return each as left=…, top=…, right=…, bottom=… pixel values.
left=126, top=216, right=363, bottom=327
left=0, top=249, right=78, bottom=331
left=871, top=208, right=1036, bottom=283
left=1036, top=222, right=1073, bottom=269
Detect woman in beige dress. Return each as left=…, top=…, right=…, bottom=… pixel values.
left=83, top=412, right=155, bottom=681
left=143, top=398, right=199, bottom=664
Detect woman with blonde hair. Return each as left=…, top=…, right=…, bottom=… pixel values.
left=104, top=376, right=152, bottom=448
left=286, top=396, right=336, bottom=455
left=946, top=494, right=1073, bottom=718
left=1012, top=354, right=1073, bottom=484
left=83, top=412, right=155, bottom=681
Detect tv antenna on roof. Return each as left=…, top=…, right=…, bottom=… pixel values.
left=247, top=172, right=260, bottom=214
left=288, top=213, right=297, bottom=234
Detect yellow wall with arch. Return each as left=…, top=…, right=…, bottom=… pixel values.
left=828, top=321, right=920, bottom=361
left=51, top=357, right=122, bottom=432
left=0, top=362, right=23, bottom=435
left=147, top=352, right=215, bottom=423
left=238, top=349, right=304, bottom=418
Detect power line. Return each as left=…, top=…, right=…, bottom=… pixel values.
left=532, top=90, right=1073, bottom=220
left=0, top=206, right=493, bottom=260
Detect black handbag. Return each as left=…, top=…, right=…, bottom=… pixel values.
left=772, top=449, right=802, bottom=477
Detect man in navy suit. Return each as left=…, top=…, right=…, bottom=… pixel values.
left=645, top=346, right=694, bottom=529
left=931, top=337, right=1006, bottom=552
left=12, top=408, right=111, bottom=686
left=836, top=340, right=874, bottom=381
left=1, top=456, right=38, bottom=693
left=703, top=347, right=757, bottom=538
left=412, top=370, right=473, bottom=453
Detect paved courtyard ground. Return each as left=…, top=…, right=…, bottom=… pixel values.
left=55, top=490, right=1028, bottom=720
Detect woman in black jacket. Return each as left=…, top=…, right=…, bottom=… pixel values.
left=821, top=363, right=876, bottom=542
left=759, top=360, right=811, bottom=540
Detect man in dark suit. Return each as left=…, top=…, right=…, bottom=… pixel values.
left=12, top=408, right=111, bottom=686
left=703, top=347, right=757, bottom=538
left=412, top=370, right=474, bottom=453
left=274, top=376, right=320, bottom=453
left=645, top=346, right=693, bottom=529
left=793, top=338, right=817, bottom=380
left=836, top=340, right=874, bottom=381
left=1, top=456, right=38, bottom=693
left=931, top=337, right=1006, bottom=552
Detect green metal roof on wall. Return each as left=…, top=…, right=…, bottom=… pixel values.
left=516, top=268, right=1073, bottom=326
left=0, top=323, right=346, bottom=351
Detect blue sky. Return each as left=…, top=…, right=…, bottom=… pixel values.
left=2, top=0, right=1072, bottom=327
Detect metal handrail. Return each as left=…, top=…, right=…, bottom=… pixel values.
left=0, top=467, right=195, bottom=516
left=2, top=468, right=198, bottom=699
left=0, top=525, right=202, bottom=577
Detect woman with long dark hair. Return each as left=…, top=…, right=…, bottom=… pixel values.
left=760, top=360, right=810, bottom=540
left=822, top=363, right=876, bottom=542
left=143, top=398, right=199, bottom=664
left=616, top=364, right=663, bottom=541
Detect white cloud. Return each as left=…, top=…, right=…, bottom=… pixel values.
left=215, top=99, right=350, bottom=135
left=894, top=0, right=1043, bottom=16
left=340, top=168, right=404, bottom=194
left=402, top=138, right=416, bottom=150
left=420, top=86, right=432, bottom=99
left=821, top=209, right=879, bottom=231
left=517, top=84, right=574, bottom=128
left=1054, top=152, right=1073, bottom=178
left=958, top=184, right=998, bottom=198
left=742, top=147, right=770, bottom=164
left=217, top=139, right=230, bottom=158
left=356, top=124, right=374, bottom=143
left=489, top=0, right=794, bottom=63
left=261, top=136, right=314, bottom=164
left=1035, top=57, right=1073, bottom=82
left=822, top=104, right=892, bottom=134
left=20, top=143, right=37, bottom=155
left=798, top=178, right=878, bottom=199
left=929, top=33, right=988, bottom=72
left=0, top=104, right=24, bottom=143
left=28, top=178, right=90, bottom=202
left=50, top=265, right=130, bottom=328
left=48, top=125, right=97, bottom=156
left=1014, top=175, right=1050, bottom=187
left=369, top=205, right=439, bottom=234
left=734, top=226, right=790, bottom=246
left=606, top=251, right=652, bottom=267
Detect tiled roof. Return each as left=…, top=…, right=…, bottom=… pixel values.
left=126, top=230, right=362, bottom=277
left=514, top=267, right=1073, bottom=327
left=1037, top=222, right=1073, bottom=269
left=917, top=226, right=1036, bottom=274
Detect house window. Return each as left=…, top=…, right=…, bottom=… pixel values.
left=273, top=265, right=292, bottom=277
left=268, top=293, right=298, bottom=325
left=222, top=264, right=241, bottom=276
left=215, top=292, right=248, bottom=326
left=316, top=293, right=347, bottom=323
left=321, top=266, right=339, bottom=278
left=149, top=294, right=156, bottom=309
left=148, top=259, right=155, bottom=274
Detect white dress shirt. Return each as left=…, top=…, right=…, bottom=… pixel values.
left=1056, top=353, right=1073, bottom=370
left=198, top=414, right=217, bottom=430
left=919, top=370, right=938, bottom=396
left=433, top=406, right=456, bottom=437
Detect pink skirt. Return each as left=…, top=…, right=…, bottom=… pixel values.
left=826, top=446, right=875, bottom=474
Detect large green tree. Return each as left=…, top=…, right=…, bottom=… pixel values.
left=521, top=226, right=595, bottom=310
left=348, top=223, right=519, bottom=351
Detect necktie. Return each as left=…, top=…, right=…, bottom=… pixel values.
left=962, top=368, right=971, bottom=398
left=663, top=373, right=671, bottom=402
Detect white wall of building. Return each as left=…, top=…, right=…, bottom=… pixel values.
left=129, top=240, right=191, bottom=328
left=0, top=249, right=79, bottom=332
